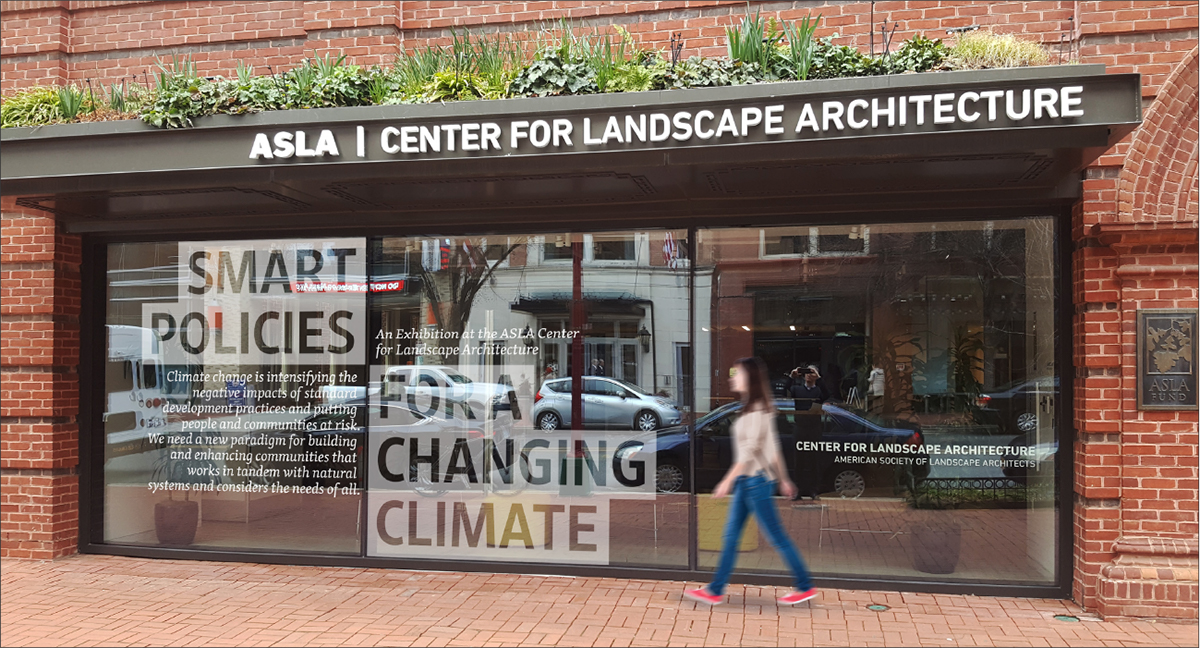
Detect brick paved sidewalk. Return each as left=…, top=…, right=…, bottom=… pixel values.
left=1, top=555, right=1195, bottom=647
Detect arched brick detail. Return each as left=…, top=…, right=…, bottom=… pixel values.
left=1118, top=46, right=1200, bottom=224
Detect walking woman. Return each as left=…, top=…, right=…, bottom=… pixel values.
left=685, top=357, right=818, bottom=606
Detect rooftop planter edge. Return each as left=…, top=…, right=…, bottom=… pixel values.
left=1, top=64, right=1108, bottom=143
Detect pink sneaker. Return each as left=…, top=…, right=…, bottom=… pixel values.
left=684, top=588, right=723, bottom=605
left=777, top=588, right=818, bottom=605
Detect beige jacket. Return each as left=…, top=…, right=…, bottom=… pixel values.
left=732, top=405, right=784, bottom=481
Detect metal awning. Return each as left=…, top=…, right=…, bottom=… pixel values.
left=0, top=64, right=1141, bottom=235
left=511, top=292, right=650, bottom=316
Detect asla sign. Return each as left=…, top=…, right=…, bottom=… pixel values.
left=248, top=83, right=1086, bottom=161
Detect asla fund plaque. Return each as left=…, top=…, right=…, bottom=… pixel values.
left=1138, top=310, right=1198, bottom=410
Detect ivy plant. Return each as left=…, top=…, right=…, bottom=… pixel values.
left=508, top=49, right=598, bottom=97
left=807, top=34, right=949, bottom=80
left=808, top=36, right=875, bottom=79
left=307, top=63, right=370, bottom=107
left=883, top=35, right=949, bottom=73
left=658, top=57, right=764, bottom=89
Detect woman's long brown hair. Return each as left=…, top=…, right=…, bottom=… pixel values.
left=735, top=356, right=775, bottom=413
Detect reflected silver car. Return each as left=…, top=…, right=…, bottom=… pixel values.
left=533, top=377, right=682, bottom=431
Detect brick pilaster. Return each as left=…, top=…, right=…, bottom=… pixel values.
left=0, top=196, right=82, bottom=559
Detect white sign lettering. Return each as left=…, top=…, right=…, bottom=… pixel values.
left=248, top=85, right=1087, bottom=162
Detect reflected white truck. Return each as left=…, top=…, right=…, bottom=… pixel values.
left=104, top=325, right=171, bottom=458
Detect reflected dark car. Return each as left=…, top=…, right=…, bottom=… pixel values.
left=976, top=377, right=1058, bottom=435
left=1001, top=431, right=1058, bottom=484
left=632, top=400, right=929, bottom=497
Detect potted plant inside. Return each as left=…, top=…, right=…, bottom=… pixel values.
left=149, top=442, right=219, bottom=545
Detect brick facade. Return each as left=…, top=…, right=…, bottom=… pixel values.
left=6, top=1, right=1195, bottom=92
left=1, top=0, right=1196, bottom=620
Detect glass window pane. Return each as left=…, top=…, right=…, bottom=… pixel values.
left=762, top=228, right=809, bottom=256
left=816, top=225, right=867, bottom=254
left=592, top=234, right=636, bottom=261
left=366, top=230, right=691, bottom=569
left=695, top=218, right=1058, bottom=585
left=542, top=234, right=573, bottom=261
left=103, top=239, right=367, bottom=554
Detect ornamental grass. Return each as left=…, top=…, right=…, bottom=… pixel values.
left=950, top=30, right=1052, bottom=70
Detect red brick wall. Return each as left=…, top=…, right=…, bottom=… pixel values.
left=1072, top=22, right=1199, bottom=616
left=1, top=1, right=1100, bottom=92
left=1, top=0, right=1197, bottom=619
left=1, top=196, right=82, bottom=559
left=1, top=0, right=404, bottom=91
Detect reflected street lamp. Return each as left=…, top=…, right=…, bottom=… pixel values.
left=638, top=325, right=651, bottom=352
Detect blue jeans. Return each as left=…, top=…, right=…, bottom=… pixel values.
left=708, top=473, right=813, bottom=596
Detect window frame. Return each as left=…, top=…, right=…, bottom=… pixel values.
left=79, top=207, right=1072, bottom=601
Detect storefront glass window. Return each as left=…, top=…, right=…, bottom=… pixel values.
left=100, top=218, right=1058, bottom=585
left=365, top=232, right=691, bottom=569
left=103, top=239, right=366, bottom=553
left=694, top=218, right=1058, bottom=584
